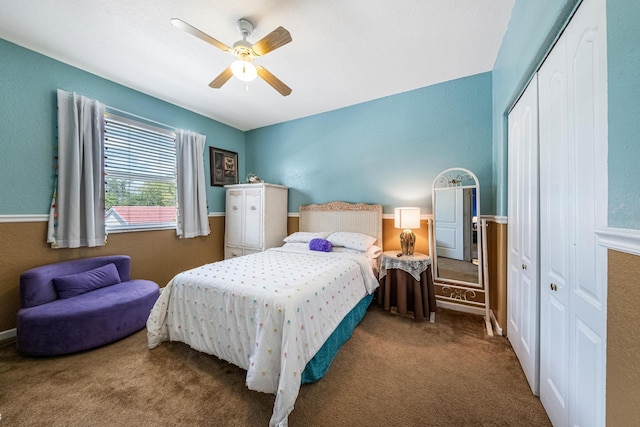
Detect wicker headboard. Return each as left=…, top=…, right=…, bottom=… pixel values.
left=299, top=201, right=383, bottom=249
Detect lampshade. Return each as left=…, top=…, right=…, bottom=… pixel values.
left=230, top=59, right=257, bottom=82
left=394, top=207, right=421, bottom=230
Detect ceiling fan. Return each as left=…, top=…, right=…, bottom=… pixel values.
left=171, top=17, right=292, bottom=96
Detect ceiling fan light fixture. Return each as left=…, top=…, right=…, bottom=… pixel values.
left=171, top=17, right=292, bottom=95
left=231, top=59, right=257, bottom=82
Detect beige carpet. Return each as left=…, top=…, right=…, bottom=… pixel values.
left=0, top=307, right=550, bottom=426
left=436, top=256, right=480, bottom=283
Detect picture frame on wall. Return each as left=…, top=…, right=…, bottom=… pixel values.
left=210, top=147, right=238, bottom=186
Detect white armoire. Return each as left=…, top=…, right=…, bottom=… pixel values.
left=507, top=0, right=608, bottom=425
left=224, top=183, right=288, bottom=259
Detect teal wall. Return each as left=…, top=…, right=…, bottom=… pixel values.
left=0, top=38, right=244, bottom=215
left=491, top=0, right=580, bottom=217
left=493, top=0, right=640, bottom=229
left=6, top=0, right=637, bottom=226
left=245, top=73, right=494, bottom=215
left=607, top=0, right=640, bottom=229
left=1, top=38, right=492, bottom=218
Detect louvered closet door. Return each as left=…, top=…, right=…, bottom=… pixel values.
left=538, top=0, right=608, bottom=424
left=507, top=74, right=539, bottom=395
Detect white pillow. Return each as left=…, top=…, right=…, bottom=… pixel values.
left=327, top=232, right=377, bottom=252
left=282, top=242, right=310, bottom=250
left=367, top=245, right=383, bottom=259
left=283, top=231, right=331, bottom=243
left=332, top=247, right=361, bottom=254
left=333, top=245, right=382, bottom=259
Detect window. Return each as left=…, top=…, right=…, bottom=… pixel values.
left=104, top=112, right=177, bottom=232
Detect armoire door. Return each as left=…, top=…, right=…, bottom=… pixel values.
left=226, top=189, right=244, bottom=247
left=242, top=188, right=263, bottom=248
left=538, top=0, right=608, bottom=425
left=507, top=74, right=540, bottom=395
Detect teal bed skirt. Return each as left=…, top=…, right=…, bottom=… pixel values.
left=301, top=293, right=373, bottom=384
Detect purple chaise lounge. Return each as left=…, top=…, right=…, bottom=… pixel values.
left=17, top=255, right=159, bottom=356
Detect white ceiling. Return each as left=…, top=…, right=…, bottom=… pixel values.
left=0, top=0, right=514, bottom=131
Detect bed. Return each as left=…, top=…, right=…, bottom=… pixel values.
left=147, top=201, right=383, bottom=426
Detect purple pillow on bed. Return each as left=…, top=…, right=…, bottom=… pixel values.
left=52, top=263, right=121, bottom=299
left=309, top=238, right=332, bottom=252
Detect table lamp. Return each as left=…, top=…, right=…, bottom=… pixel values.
left=394, top=207, right=421, bottom=255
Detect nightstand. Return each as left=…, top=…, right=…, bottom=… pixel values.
left=378, top=251, right=436, bottom=322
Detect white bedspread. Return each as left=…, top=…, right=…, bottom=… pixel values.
left=147, top=247, right=378, bottom=426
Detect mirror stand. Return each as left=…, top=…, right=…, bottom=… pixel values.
left=431, top=168, right=493, bottom=336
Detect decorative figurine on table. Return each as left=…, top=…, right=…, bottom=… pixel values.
left=246, top=173, right=262, bottom=183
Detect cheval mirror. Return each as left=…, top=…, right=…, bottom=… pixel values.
left=431, top=167, right=492, bottom=335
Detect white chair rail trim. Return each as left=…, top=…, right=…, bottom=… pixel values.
left=0, top=213, right=225, bottom=223
left=0, top=214, right=48, bottom=223
left=596, top=227, right=640, bottom=256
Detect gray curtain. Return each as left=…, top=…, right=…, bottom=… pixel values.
left=47, top=89, right=105, bottom=248
left=176, top=129, right=210, bottom=238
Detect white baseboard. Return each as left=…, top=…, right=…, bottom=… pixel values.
left=436, top=300, right=485, bottom=316
left=490, top=310, right=504, bottom=336
left=0, top=328, right=16, bottom=341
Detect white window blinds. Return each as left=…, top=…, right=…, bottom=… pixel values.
left=104, top=112, right=177, bottom=232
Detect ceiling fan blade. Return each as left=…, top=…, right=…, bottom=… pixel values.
left=256, top=66, right=292, bottom=96
left=209, top=67, right=234, bottom=88
left=251, top=27, right=292, bottom=56
left=170, top=18, right=231, bottom=52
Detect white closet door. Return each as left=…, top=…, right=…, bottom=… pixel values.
left=507, top=75, right=540, bottom=395
left=564, top=0, right=608, bottom=424
left=538, top=0, right=607, bottom=425
left=539, top=35, right=572, bottom=426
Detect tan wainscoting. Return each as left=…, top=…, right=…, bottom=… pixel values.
left=0, top=216, right=225, bottom=332
left=2, top=215, right=508, bottom=335
left=487, top=221, right=508, bottom=334
left=287, top=216, right=299, bottom=236
left=607, top=249, right=640, bottom=425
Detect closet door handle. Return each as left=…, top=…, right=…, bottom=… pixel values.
left=232, top=205, right=238, bottom=211
left=522, top=264, right=527, bottom=270
left=250, top=205, right=257, bottom=210
left=550, top=283, right=558, bottom=291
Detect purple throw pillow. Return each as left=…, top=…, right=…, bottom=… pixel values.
left=53, top=263, right=122, bottom=299
left=309, top=238, right=332, bottom=252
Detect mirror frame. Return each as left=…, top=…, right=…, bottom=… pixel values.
left=431, top=167, right=483, bottom=289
